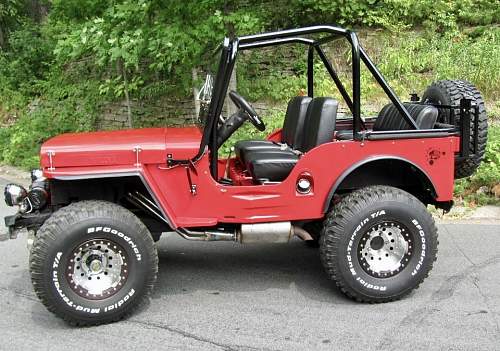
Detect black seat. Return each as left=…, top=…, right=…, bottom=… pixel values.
left=234, top=96, right=312, bottom=163
left=336, top=103, right=438, bottom=140
left=246, top=151, right=300, bottom=183
left=246, top=97, right=338, bottom=182
left=374, top=103, right=438, bottom=130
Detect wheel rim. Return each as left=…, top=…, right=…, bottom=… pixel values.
left=66, top=239, right=129, bottom=300
left=358, top=221, right=413, bottom=278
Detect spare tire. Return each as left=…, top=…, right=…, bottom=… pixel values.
left=422, top=80, right=488, bottom=178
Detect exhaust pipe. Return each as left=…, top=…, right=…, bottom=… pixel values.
left=177, top=228, right=237, bottom=241
left=177, top=222, right=313, bottom=243
left=126, top=192, right=314, bottom=244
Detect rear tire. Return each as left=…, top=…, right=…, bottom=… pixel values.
left=422, top=80, right=488, bottom=178
left=30, top=200, right=158, bottom=326
left=320, top=186, right=438, bottom=302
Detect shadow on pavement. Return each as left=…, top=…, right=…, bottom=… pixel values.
left=153, top=235, right=350, bottom=304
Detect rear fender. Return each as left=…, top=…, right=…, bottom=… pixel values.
left=323, top=156, right=438, bottom=212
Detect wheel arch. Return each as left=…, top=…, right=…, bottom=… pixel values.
left=49, top=173, right=174, bottom=230
left=323, top=156, right=438, bottom=212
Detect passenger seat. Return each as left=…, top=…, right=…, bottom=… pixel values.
left=234, top=96, right=312, bottom=163
left=246, top=97, right=338, bottom=182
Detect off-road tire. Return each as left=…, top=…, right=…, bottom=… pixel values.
left=319, top=186, right=438, bottom=302
left=30, top=200, right=158, bottom=326
left=422, top=80, right=488, bottom=178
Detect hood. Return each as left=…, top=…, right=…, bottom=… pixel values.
left=40, top=127, right=202, bottom=169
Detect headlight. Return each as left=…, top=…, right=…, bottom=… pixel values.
left=4, top=184, right=28, bottom=207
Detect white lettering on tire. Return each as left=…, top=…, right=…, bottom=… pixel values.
left=410, top=219, right=427, bottom=276
left=52, top=252, right=134, bottom=315
left=346, top=210, right=387, bottom=291
left=87, top=226, right=142, bottom=261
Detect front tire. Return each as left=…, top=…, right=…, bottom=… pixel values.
left=30, top=200, right=158, bottom=326
left=320, top=186, right=438, bottom=302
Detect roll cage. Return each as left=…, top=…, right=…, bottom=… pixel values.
left=169, top=25, right=476, bottom=180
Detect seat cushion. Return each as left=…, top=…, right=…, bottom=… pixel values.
left=300, top=97, right=338, bottom=152
left=234, top=96, right=312, bottom=163
left=374, top=103, right=438, bottom=131
left=281, top=96, right=312, bottom=147
left=234, top=140, right=278, bottom=161
left=246, top=151, right=299, bottom=182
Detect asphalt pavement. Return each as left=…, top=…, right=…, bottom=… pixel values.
left=0, top=177, right=499, bottom=351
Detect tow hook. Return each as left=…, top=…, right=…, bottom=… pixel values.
left=0, top=224, right=18, bottom=241
left=0, top=227, right=8, bottom=241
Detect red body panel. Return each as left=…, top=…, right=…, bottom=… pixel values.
left=40, top=127, right=201, bottom=168
left=40, top=127, right=459, bottom=229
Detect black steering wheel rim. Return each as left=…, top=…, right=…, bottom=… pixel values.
left=228, top=91, right=265, bottom=131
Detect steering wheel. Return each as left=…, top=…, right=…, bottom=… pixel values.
left=229, top=91, right=265, bottom=131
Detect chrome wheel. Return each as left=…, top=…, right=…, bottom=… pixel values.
left=358, top=221, right=412, bottom=278
left=66, top=239, right=129, bottom=299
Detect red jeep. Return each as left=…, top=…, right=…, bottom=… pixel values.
left=2, top=26, right=487, bottom=325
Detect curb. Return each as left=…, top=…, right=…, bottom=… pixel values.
left=0, top=165, right=30, bottom=186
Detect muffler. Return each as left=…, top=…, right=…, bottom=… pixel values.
left=239, top=222, right=314, bottom=243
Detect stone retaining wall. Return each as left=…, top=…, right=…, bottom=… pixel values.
left=98, top=97, right=284, bottom=130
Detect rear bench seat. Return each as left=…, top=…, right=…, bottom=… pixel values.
left=336, top=103, right=438, bottom=140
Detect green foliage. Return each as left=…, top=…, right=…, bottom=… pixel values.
left=237, top=27, right=500, bottom=116
left=0, top=0, right=24, bottom=46
left=293, top=0, right=499, bottom=31
left=454, top=126, right=500, bottom=206
left=377, top=28, right=500, bottom=102
left=49, top=0, right=110, bottom=21
left=0, top=78, right=101, bottom=169
left=219, top=109, right=285, bottom=156
left=52, top=0, right=264, bottom=100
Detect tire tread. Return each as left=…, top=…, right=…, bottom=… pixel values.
left=29, top=200, right=158, bottom=326
left=319, top=186, right=438, bottom=303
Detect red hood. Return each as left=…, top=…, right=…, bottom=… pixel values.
left=40, top=127, right=202, bottom=169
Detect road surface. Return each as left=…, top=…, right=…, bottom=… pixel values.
left=0, top=177, right=499, bottom=350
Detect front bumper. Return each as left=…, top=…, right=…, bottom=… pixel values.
left=2, top=212, right=51, bottom=241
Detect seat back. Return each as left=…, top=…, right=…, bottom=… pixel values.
left=281, top=96, right=312, bottom=148
left=374, top=103, right=438, bottom=131
left=300, top=97, right=338, bottom=152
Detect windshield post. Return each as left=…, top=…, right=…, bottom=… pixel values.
left=350, top=32, right=361, bottom=139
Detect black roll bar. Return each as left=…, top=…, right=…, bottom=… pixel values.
left=238, top=25, right=419, bottom=139
left=307, top=46, right=314, bottom=97
left=238, top=25, right=349, bottom=43
left=197, top=25, right=430, bottom=178
left=359, top=47, right=418, bottom=129
left=238, top=37, right=315, bottom=50
left=171, top=25, right=469, bottom=181
left=314, top=45, right=353, bottom=114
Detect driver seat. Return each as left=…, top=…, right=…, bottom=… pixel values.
left=234, top=96, right=312, bottom=163
left=246, top=97, right=338, bottom=182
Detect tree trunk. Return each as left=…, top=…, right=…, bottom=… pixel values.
left=120, top=60, right=133, bottom=128
left=27, top=0, right=47, bottom=23
left=0, top=24, right=5, bottom=49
